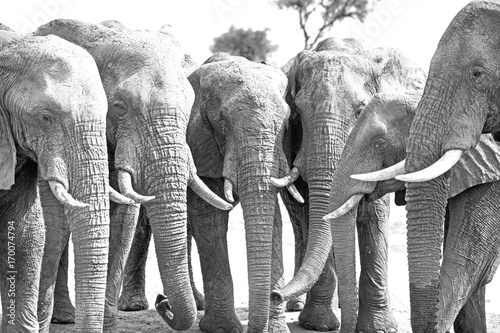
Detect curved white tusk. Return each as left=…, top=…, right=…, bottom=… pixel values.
left=189, top=175, right=233, bottom=210
left=48, top=181, right=89, bottom=209
left=224, top=178, right=235, bottom=203
left=350, top=160, right=406, bottom=182
left=395, top=149, right=463, bottom=182
left=287, top=183, right=305, bottom=204
left=270, top=167, right=300, bottom=188
left=109, top=187, right=136, bottom=205
left=118, top=170, right=155, bottom=203
left=323, top=194, right=364, bottom=221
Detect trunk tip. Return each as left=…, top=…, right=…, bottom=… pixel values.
left=270, top=290, right=285, bottom=305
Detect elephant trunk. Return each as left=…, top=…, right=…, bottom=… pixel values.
left=272, top=130, right=340, bottom=302
left=144, top=151, right=197, bottom=331
left=236, top=135, right=279, bottom=333
left=66, top=121, right=110, bottom=332
left=405, top=92, right=450, bottom=332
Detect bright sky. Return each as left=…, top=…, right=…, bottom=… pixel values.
left=3, top=0, right=472, bottom=71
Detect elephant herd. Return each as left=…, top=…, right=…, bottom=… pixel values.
left=1, top=1, right=500, bottom=333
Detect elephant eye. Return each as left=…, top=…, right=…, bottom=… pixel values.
left=373, top=137, right=389, bottom=153
left=39, top=111, right=54, bottom=127
left=112, top=101, right=127, bottom=116
left=470, top=66, right=486, bottom=84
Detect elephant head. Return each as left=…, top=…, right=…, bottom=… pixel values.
left=0, top=31, right=109, bottom=331
left=270, top=38, right=425, bottom=315
left=325, top=91, right=500, bottom=331
left=351, top=2, right=500, bottom=331
left=187, top=53, right=297, bottom=332
left=34, top=19, right=231, bottom=330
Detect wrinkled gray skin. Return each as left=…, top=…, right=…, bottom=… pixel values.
left=271, top=37, right=426, bottom=332
left=34, top=19, right=226, bottom=332
left=119, top=53, right=295, bottom=333
left=329, top=92, right=500, bottom=333
left=396, top=1, right=500, bottom=331
left=0, top=31, right=110, bottom=332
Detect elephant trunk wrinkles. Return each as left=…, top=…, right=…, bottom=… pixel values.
left=237, top=135, right=279, bottom=333
left=273, top=132, right=341, bottom=301
left=328, top=162, right=362, bottom=332
left=405, top=93, right=450, bottom=332
left=66, top=121, right=110, bottom=332
left=143, top=146, right=196, bottom=331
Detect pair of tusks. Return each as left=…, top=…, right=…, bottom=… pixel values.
left=350, top=149, right=463, bottom=182
left=51, top=170, right=234, bottom=211
left=324, top=149, right=463, bottom=221
left=269, top=167, right=305, bottom=204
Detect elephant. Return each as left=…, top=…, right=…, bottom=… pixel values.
left=34, top=19, right=231, bottom=332
left=119, top=53, right=304, bottom=333
left=353, top=1, right=500, bottom=331
left=0, top=30, right=111, bottom=332
left=269, top=37, right=426, bottom=332
left=324, top=91, right=500, bottom=333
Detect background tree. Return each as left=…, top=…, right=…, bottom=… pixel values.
left=210, top=25, right=279, bottom=62
left=273, top=0, right=380, bottom=49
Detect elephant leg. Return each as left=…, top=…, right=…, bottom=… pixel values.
left=356, top=195, right=397, bottom=333
left=279, top=182, right=308, bottom=312
left=118, top=207, right=151, bottom=312
left=188, top=225, right=205, bottom=310
left=298, top=252, right=339, bottom=332
left=0, top=188, right=44, bottom=331
left=453, top=286, right=487, bottom=333
left=438, top=182, right=500, bottom=332
left=281, top=180, right=339, bottom=331
left=269, top=197, right=290, bottom=333
left=104, top=202, right=141, bottom=332
left=51, top=243, right=75, bottom=324
left=37, top=181, right=72, bottom=332
left=189, top=177, right=242, bottom=333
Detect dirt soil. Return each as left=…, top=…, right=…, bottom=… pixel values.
left=3, top=195, right=500, bottom=332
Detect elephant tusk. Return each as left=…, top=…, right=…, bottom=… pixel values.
left=395, top=149, right=463, bottom=182
left=48, top=180, right=89, bottom=209
left=118, top=170, right=155, bottom=203
left=109, top=186, right=136, bottom=205
left=286, top=183, right=305, bottom=204
left=189, top=175, right=233, bottom=210
left=270, top=167, right=300, bottom=187
left=350, top=160, right=406, bottom=182
left=323, top=194, right=364, bottom=221
left=224, top=178, right=235, bottom=203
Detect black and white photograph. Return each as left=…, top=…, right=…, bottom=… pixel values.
left=1, top=1, right=500, bottom=332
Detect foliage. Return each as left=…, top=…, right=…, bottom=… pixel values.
left=273, top=0, right=380, bottom=49
left=210, top=25, right=279, bottom=62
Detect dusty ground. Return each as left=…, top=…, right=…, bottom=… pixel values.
left=3, top=194, right=500, bottom=332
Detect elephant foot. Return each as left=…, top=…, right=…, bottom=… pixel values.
left=299, top=302, right=340, bottom=331
left=269, top=312, right=291, bottom=333
left=199, top=311, right=243, bottom=333
left=356, top=306, right=397, bottom=333
left=193, top=286, right=206, bottom=311
left=118, top=289, right=149, bottom=311
left=51, top=298, right=75, bottom=324
left=285, top=294, right=305, bottom=312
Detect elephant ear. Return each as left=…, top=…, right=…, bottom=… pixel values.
left=0, top=111, right=16, bottom=190
left=186, top=66, right=224, bottom=178
left=448, top=134, right=500, bottom=198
